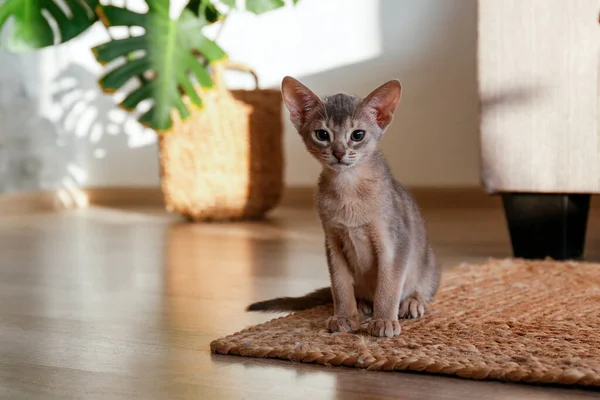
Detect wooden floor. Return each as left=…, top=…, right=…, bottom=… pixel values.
left=1, top=201, right=600, bottom=399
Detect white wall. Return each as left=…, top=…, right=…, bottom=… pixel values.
left=0, top=0, right=479, bottom=193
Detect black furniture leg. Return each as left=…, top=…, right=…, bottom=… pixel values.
left=501, top=193, right=590, bottom=260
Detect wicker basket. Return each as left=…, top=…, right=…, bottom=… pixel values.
left=158, top=62, right=284, bottom=221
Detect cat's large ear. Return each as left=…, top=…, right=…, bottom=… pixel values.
left=358, top=80, right=401, bottom=130
left=281, top=76, right=324, bottom=130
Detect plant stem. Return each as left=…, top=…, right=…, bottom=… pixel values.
left=214, top=13, right=229, bottom=43
left=202, top=12, right=228, bottom=69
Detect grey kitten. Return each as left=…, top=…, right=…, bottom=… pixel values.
left=247, top=77, right=441, bottom=338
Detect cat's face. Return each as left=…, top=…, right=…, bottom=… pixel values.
left=281, top=77, right=401, bottom=171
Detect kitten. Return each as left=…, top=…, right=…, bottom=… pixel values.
left=246, top=77, right=441, bottom=338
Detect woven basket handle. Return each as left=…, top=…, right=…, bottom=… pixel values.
left=212, top=61, right=260, bottom=91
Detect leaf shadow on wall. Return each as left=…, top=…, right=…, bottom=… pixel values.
left=0, top=50, right=84, bottom=195
left=51, top=63, right=160, bottom=187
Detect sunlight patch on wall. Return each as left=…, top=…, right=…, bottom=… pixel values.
left=211, top=0, right=383, bottom=89
left=67, top=163, right=87, bottom=184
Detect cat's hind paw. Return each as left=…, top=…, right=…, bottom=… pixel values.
left=398, top=297, right=425, bottom=319
left=366, top=319, right=401, bottom=338
left=327, top=315, right=359, bottom=333
left=357, top=299, right=373, bottom=320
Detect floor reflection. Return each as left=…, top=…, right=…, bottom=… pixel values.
left=1, top=207, right=597, bottom=399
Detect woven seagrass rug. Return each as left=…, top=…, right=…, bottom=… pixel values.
left=210, top=259, right=600, bottom=387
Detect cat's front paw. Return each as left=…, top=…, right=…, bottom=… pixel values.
left=366, top=319, right=401, bottom=338
left=327, top=315, right=359, bottom=333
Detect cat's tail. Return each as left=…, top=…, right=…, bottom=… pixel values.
left=245, top=287, right=332, bottom=312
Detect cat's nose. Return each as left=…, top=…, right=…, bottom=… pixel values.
left=333, top=151, right=345, bottom=161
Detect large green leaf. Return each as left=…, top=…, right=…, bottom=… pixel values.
left=0, top=0, right=99, bottom=52
left=92, top=1, right=226, bottom=131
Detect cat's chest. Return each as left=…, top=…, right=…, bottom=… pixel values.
left=338, top=226, right=376, bottom=277
left=317, top=176, right=379, bottom=227
left=319, top=194, right=373, bottom=227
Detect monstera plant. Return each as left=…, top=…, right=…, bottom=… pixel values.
left=0, top=0, right=298, bottom=131
left=0, top=0, right=295, bottom=221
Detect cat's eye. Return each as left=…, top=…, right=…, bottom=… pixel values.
left=351, top=130, right=365, bottom=142
left=314, top=129, right=330, bottom=142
